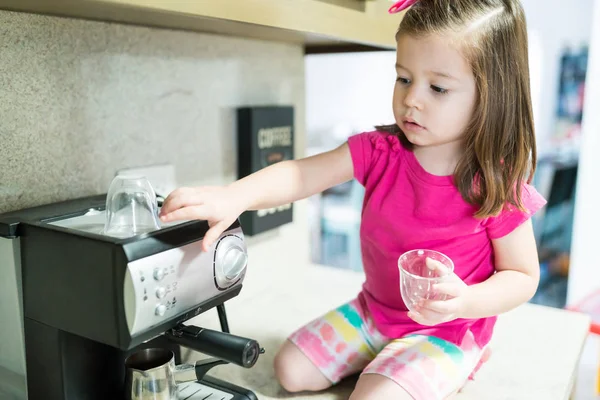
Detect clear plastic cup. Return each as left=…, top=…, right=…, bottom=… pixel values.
left=398, top=249, right=454, bottom=313
left=103, top=175, right=161, bottom=238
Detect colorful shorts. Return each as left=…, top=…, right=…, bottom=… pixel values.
left=289, top=297, right=486, bottom=400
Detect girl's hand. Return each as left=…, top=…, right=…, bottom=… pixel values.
left=407, top=258, right=471, bottom=326
left=159, top=186, right=246, bottom=251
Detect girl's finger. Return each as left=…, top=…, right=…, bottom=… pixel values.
left=160, top=205, right=209, bottom=222
left=202, top=220, right=231, bottom=252
left=421, top=298, right=460, bottom=315
left=425, top=257, right=454, bottom=277
left=160, top=188, right=204, bottom=215
left=433, top=282, right=463, bottom=297
left=407, top=311, right=436, bottom=326
left=412, top=306, right=448, bottom=324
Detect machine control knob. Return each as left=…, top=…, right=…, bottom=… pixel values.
left=155, top=304, right=167, bottom=316
left=214, top=235, right=247, bottom=289
left=222, top=248, right=248, bottom=280
left=154, top=268, right=166, bottom=281
left=156, top=287, right=166, bottom=299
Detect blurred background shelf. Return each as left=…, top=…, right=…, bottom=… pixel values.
left=0, top=0, right=400, bottom=52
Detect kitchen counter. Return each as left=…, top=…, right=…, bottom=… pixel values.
left=0, top=225, right=590, bottom=399
left=189, top=230, right=591, bottom=400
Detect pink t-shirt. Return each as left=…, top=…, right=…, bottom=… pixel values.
left=347, top=131, right=547, bottom=348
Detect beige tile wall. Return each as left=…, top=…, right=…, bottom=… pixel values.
left=0, top=10, right=305, bottom=214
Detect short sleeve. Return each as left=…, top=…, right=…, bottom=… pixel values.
left=347, top=131, right=401, bottom=186
left=485, top=183, right=547, bottom=239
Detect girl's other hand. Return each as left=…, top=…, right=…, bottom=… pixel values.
left=407, top=257, right=472, bottom=326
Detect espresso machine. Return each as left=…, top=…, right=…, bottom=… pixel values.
left=0, top=187, right=262, bottom=399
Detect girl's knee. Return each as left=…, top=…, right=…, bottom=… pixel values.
left=349, top=374, right=414, bottom=400
left=273, top=340, right=332, bottom=393
left=273, top=344, right=303, bottom=393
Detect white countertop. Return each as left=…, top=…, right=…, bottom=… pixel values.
left=0, top=224, right=591, bottom=399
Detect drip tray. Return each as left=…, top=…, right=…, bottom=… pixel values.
left=178, top=376, right=256, bottom=400
left=178, top=381, right=233, bottom=400
left=46, top=207, right=185, bottom=237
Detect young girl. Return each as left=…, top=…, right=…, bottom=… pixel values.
left=159, top=0, right=547, bottom=398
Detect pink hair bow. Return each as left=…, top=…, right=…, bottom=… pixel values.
left=388, top=0, right=418, bottom=14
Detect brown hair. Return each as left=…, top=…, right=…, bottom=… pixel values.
left=377, top=0, right=536, bottom=218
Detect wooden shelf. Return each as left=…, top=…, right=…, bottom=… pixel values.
left=0, top=0, right=401, bottom=51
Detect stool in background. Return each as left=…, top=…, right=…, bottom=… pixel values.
left=567, top=289, right=600, bottom=396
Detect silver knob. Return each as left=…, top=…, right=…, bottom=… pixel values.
left=156, top=287, right=166, bottom=299
left=223, top=248, right=248, bottom=280
left=153, top=268, right=166, bottom=281
left=214, top=235, right=247, bottom=289
left=155, top=304, right=166, bottom=316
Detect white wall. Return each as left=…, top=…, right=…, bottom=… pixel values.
left=567, top=0, right=600, bottom=305
left=521, top=0, right=595, bottom=154
left=305, top=51, right=396, bottom=149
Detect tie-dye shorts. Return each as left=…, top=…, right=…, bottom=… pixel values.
left=288, top=297, right=487, bottom=400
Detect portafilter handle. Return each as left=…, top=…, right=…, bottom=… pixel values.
left=166, top=324, right=264, bottom=368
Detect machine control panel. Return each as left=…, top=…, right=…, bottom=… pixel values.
left=124, top=226, right=247, bottom=336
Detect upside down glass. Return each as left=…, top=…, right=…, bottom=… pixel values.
left=398, top=249, right=454, bottom=313
left=103, top=175, right=161, bottom=238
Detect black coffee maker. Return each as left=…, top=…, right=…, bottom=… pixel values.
left=0, top=194, right=262, bottom=400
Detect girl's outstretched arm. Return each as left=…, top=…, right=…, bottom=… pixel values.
left=160, top=143, right=354, bottom=250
